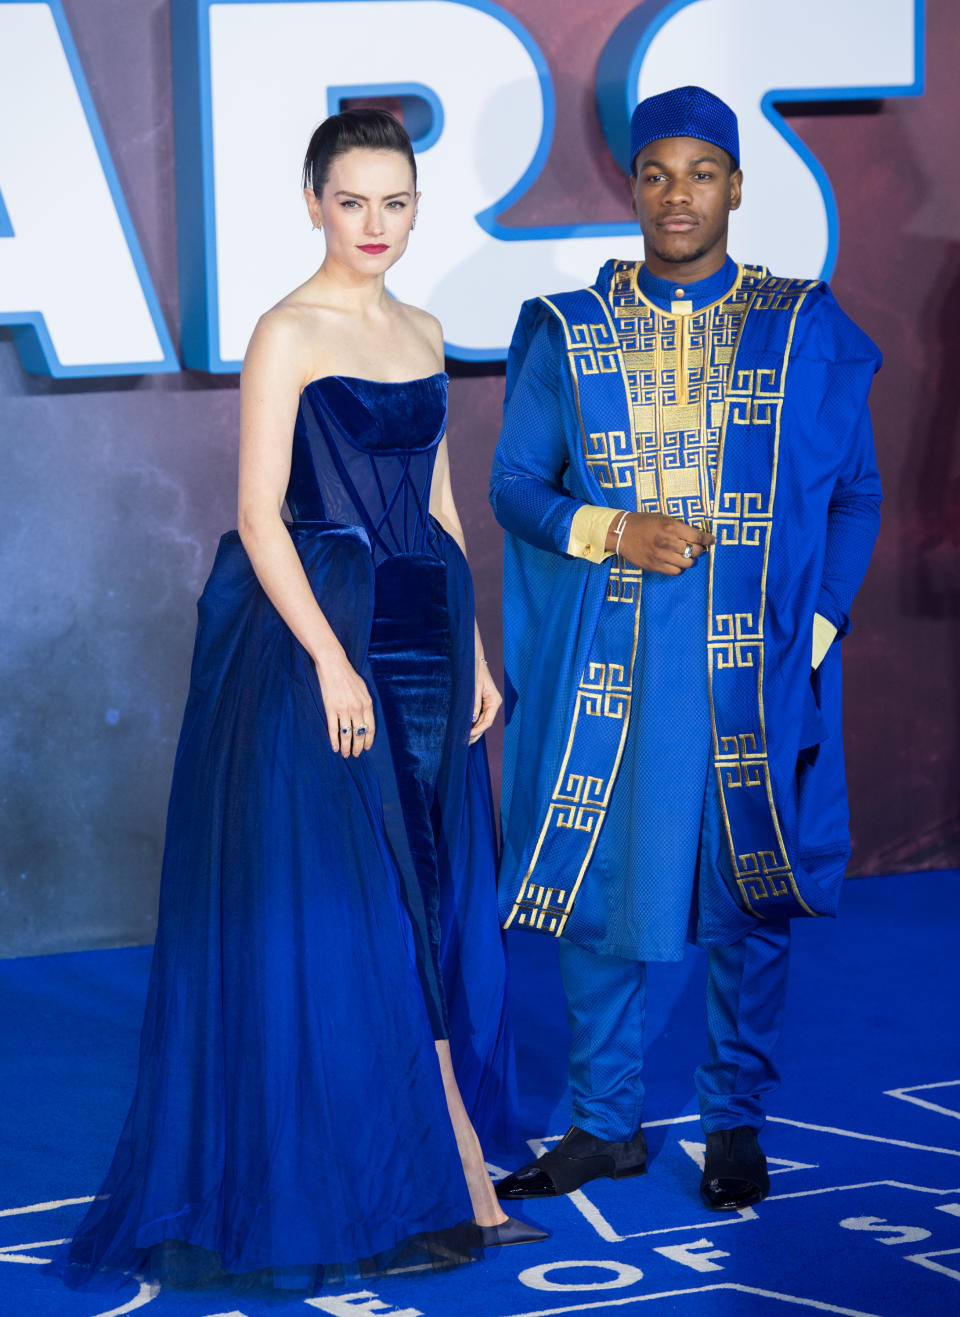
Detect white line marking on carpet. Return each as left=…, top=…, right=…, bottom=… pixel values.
left=766, top=1115, right=960, bottom=1157
left=0, top=1237, right=67, bottom=1264
left=885, top=1081, right=960, bottom=1121
left=504, top=1280, right=882, bottom=1316
left=567, top=1186, right=757, bottom=1243
left=766, top=1180, right=960, bottom=1202
left=903, top=1245, right=960, bottom=1283
left=0, top=1194, right=96, bottom=1217
left=89, top=1280, right=160, bottom=1315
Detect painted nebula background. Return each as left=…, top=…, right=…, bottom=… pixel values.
left=2, top=0, right=957, bottom=957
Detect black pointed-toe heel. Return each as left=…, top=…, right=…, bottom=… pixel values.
left=478, top=1216, right=550, bottom=1247
left=699, top=1126, right=769, bottom=1210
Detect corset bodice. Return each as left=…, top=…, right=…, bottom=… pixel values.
left=287, top=373, right=447, bottom=563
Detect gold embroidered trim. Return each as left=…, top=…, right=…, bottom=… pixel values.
left=503, top=289, right=642, bottom=935
left=707, top=275, right=820, bottom=916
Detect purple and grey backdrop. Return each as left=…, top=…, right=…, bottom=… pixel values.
left=2, top=0, right=958, bottom=958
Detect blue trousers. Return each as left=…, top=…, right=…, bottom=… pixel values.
left=557, top=923, right=791, bottom=1140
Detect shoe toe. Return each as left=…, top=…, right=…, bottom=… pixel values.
left=479, top=1216, right=551, bottom=1247
left=496, top=1168, right=558, bottom=1200
left=700, top=1175, right=766, bottom=1211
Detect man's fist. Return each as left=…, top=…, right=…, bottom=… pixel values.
left=605, top=512, right=716, bottom=576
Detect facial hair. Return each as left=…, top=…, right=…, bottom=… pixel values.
left=646, top=236, right=718, bottom=266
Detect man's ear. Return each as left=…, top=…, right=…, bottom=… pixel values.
left=729, top=169, right=743, bottom=212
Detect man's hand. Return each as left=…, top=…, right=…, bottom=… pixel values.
left=606, top=512, right=716, bottom=576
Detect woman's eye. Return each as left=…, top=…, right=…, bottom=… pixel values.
left=340, top=200, right=359, bottom=209
left=387, top=201, right=406, bottom=210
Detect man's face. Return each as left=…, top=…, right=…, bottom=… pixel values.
left=630, top=135, right=742, bottom=279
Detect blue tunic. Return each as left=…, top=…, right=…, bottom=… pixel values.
left=491, top=261, right=881, bottom=960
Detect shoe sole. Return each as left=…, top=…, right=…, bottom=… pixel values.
left=497, top=1162, right=647, bottom=1200
left=613, top=1163, right=647, bottom=1180
left=699, top=1187, right=767, bottom=1211
left=483, top=1233, right=552, bottom=1247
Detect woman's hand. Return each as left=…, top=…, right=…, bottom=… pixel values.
left=314, top=646, right=376, bottom=758
left=470, top=659, right=502, bottom=745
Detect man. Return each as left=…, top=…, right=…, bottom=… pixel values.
left=489, top=86, right=881, bottom=1210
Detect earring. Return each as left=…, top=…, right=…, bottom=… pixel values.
left=411, top=212, right=418, bottom=231
left=312, top=224, right=321, bottom=232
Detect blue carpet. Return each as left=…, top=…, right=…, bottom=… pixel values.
left=2, top=870, right=959, bottom=1317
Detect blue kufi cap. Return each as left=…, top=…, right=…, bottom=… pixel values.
left=630, top=85, right=739, bottom=169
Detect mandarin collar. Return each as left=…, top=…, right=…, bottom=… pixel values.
left=636, top=255, right=738, bottom=311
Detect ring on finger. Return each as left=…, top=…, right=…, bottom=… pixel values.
left=355, top=725, right=368, bottom=736
left=682, top=543, right=694, bottom=559
left=340, top=725, right=352, bottom=736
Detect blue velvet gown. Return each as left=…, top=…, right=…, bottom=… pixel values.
left=55, top=373, right=516, bottom=1293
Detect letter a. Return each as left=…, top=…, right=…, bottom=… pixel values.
left=0, top=1, right=176, bottom=376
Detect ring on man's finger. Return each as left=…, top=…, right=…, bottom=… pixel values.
left=682, top=543, right=694, bottom=559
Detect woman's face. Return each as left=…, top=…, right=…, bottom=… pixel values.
left=305, top=148, right=418, bottom=275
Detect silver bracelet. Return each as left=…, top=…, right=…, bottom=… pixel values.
left=612, top=510, right=629, bottom=557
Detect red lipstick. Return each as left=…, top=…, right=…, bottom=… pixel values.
left=358, top=244, right=389, bottom=254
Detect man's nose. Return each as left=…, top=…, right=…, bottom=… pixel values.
left=663, top=179, right=692, bottom=205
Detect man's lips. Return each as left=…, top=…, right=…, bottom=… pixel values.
left=358, top=243, right=389, bottom=254
left=658, top=216, right=698, bottom=232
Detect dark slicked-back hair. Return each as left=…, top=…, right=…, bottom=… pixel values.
left=302, top=108, right=417, bottom=197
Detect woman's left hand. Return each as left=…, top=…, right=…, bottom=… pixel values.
left=470, top=661, right=502, bottom=744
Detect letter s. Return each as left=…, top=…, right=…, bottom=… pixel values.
left=839, top=1215, right=932, bottom=1245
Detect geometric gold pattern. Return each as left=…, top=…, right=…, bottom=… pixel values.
left=506, top=264, right=821, bottom=934
left=601, top=261, right=768, bottom=532
left=507, top=264, right=763, bottom=935
left=705, top=272, right=820, bottom=916
left=505, top=286, right=644, bottom=936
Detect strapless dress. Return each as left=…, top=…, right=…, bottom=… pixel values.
left=53, top=373, right=516, bottom=1295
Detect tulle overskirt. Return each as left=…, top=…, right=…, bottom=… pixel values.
left=55, top=521, right=515, bottom=1292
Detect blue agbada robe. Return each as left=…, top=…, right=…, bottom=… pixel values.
left=490, top=258, right=882, bottom=959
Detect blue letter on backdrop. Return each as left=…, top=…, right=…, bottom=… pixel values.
left=597, top=0, right=924, bottom=281
left=174, top=0, right=923, bottom=369
left=0, top=1, right=177, bottom=376
left=172, top=0, right=649, bottom=369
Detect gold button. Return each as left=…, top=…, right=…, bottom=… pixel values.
left=583, top=544, right=592, bottom=554
left=674, top=287, right=684, bottom=297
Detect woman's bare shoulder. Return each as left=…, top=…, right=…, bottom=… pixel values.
left=394, top=301, right=444, bottom=359
left=244, top=289, right=335, bottom=386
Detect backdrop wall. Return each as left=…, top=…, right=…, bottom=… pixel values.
left=2, top=0, right=957, bottom=958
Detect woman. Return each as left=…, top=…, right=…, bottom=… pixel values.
left=56, top=108, right=543, bottom=1296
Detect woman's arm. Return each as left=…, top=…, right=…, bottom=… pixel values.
left=430, top=434, right=502, bottom=744
left=238, top=311, right=375, bottom=757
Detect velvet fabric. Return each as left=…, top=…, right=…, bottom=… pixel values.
left=55, top=374, right=516, bottom=1293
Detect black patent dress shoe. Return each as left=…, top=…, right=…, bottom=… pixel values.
left=699, top=1126, right=770, bottom=1210
left=496, top=1125, right=647, bottom=1200
left=478, top=1216, right=551, bottom=1247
